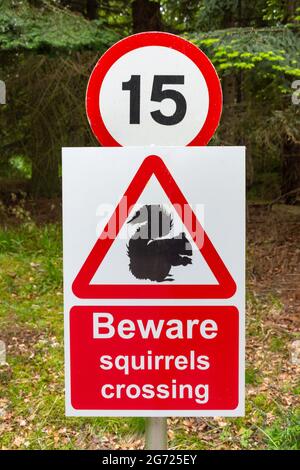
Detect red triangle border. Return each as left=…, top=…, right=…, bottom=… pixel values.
left=72, top=155, right=236, bottom=299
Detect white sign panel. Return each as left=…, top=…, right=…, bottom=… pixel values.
left=63, top=146, right=245, bottom=417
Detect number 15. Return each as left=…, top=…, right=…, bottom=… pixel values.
left=122, top=75, right=187, bottom=126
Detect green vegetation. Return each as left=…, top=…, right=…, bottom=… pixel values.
left=0, top=0, right=300, bottom=451
left=0, top=222, right=299, bottom=450
left=190, top=27, right=300, bottom=83
left=0, top=223, right=145, bottom=449
left=1, top=1, right=299, bottom=199
left=0, top=1, right=119, bottom=52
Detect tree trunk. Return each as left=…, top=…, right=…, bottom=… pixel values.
left=30, top=150, right=60, bottom=198
left=284, top=0, right=297, bottom=23
left=222, top=73, right=236, bottom=137
left=87, top=0, right=99, bottom=20
left=281, top=138, right=300, bottom=204
left=132, top=0, right=162, bottom=33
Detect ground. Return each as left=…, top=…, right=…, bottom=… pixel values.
left=0, top=200, right=299, bottom=450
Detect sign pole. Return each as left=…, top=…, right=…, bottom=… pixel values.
left=145, top=417, right=168, bottom=450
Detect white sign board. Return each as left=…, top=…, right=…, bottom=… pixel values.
left=63, top=146, right=245, bottom=417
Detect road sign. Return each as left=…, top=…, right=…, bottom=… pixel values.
left=69, top=306, right=238, bottom=416
left=86, top=32, right=222, bottom=147
left=72, top=154, right=236, bottom=299
left=63, top=146, right=245, bottom=416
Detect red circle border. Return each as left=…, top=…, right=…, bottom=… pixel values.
left=86, top=32, right=223, bottom=147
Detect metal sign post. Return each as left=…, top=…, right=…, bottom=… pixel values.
left=146, top=418, right=168, bottom=450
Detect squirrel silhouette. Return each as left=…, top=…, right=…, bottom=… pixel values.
left=127, top=204, right=192, bottom=282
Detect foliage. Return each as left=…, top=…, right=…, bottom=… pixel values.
left=194, top=0, right=266, bottom=30
left=0, top=1, right=119, bottom=52
left=263, top=409, right=300, bottom=450
left=97, top=0, right=132, bottom=34
left=194, top=0, right=300, bottom=30
left=188, top=26, right=300, bottom=83
left=160, top=0, right=202, bottom=32
left=186, top=25, right=300, bottom=183
left=0, top=0, right=299, bottom=196
left=0, top=51, right=101, bottom=195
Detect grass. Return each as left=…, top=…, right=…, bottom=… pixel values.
left=245, top=367, right=262, bottom=386
left=0, top=221, right=299, bottom=450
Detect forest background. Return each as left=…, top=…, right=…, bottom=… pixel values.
left=0, top=0, right=299, bottom=450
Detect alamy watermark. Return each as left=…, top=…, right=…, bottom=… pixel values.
left=292, top=80, right=300, bottom=105
left=95, top=200, right=206, bottom=248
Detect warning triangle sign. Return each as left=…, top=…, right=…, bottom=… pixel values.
left=72, top=155, right=236, bottom=299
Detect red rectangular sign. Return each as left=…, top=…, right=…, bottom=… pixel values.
left=69, top=306, right=239, bottom=412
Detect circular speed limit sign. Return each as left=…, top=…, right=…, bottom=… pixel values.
left=86, top=32, right=222, bottom=146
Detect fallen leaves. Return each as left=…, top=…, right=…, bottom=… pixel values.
left=0, top=205, right=299, bottom=450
